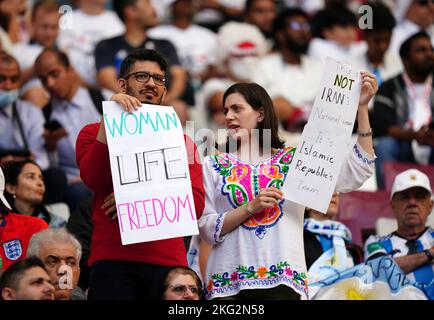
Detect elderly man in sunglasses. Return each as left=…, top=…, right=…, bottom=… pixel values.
left=75, top=48, right=205, bottom=300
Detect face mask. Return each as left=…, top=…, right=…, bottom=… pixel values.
left=228, top=56, right=259, bottom=82
left=0, top=89, right=19, bottom=109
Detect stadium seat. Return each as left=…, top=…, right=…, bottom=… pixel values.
left=339, top=191, right=394, bottom=246
left=383, top=161, right=434, bottom=193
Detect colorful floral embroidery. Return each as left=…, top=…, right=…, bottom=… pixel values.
left=206, top=261, right=308, bottom=299
left=210, top=147, right=296, bottom=239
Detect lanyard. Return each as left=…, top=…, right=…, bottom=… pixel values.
left=402, top=72, right=432, bottom=129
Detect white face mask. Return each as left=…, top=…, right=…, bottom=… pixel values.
left=0, top=89, right=19, bottom=109
left=228, top=56, right=259, bottom=82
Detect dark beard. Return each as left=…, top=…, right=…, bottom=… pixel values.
left=285, top=38, right=308, bottom=55
left=414, top=62, right=434, bottom=79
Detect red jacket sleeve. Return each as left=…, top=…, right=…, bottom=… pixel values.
left=184, top=135, right=204, bottom=219
left=76, top=123, right=113, bottom=192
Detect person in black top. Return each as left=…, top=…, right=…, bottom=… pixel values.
left=304, top=192, right=363, bottom=284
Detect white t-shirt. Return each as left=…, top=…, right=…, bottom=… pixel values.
left=389, top=19, right=434, bottom=55
left=350, top=42, right=403, bottom=85
left=12, top=42, right=43, bottom=71
left=253, top=53, right=324, bottom=119
left=308, top=38, right=365, bottom=65
left=58, top=9, right=125, bottom=85
left=148, top=24, right=217, bottom=77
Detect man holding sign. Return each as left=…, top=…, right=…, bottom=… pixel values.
left=76, top=49, right=204, bottom=300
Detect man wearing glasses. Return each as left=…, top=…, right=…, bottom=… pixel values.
left=76, top=49, right=205, bottom=300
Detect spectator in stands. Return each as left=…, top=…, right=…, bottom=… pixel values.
left=58, top=0, right=125, bottom=86
left=34, top=48, right=112, bottom=211
left=76, top=49, right=204, bottom=300
left=243, top=0, right=277, bottom=42
left=0, top=256, right=54, bottom=300
left=95, top=0, right=190, bottom=125
left=0, top=0, right=29, bottom=44
left=389, top=0, right=434, bottom=54
left=148, top=0, right=217, bottom=88
left=372, top=32, right=434, bottom=189
left=12, top=0, right=60, bottom=108
left=0, top=51, right=65, bottom=203
left=304, top=192, right=363, bottom=285
left=0, top=166, right=48, bottom=271
left=351, top=1, right=402, bottom=89
left=0, top=52, right=48, bottom=170
left=364, top=169, right=434, bottom=286
left=194, top=0, right=245, bottom=32
left=199, top=22, right=267, bottom=127
left=253, top=8, right=323, bottom=132
left=0, top=1, right=14, bottom=53
left=27, top=228, right=85, bottom=300
left=198, top=78, right=377, bottom=300
left=308, top=4, right=362, bottom=64
left=161, top=266, right=202, bottom=300
left=3, top=159, right=67, bottom=228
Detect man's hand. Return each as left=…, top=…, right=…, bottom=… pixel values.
left=43, top=128, right=68, bottom=151
left=415, top=126, right=434, bottom=146
left=102, top=192, right=117, bottom=220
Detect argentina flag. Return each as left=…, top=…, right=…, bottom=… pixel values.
left=308, top=256, right=433, bottom=300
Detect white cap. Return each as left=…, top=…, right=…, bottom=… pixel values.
left=391, top=169, right=432, bottom=199
left=0, top=167, right=11, bottom=210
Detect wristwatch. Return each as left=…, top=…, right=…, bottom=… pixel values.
left=424, top=249, right=433, bottom=262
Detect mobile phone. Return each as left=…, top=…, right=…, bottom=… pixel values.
left=44, top=120, right=63, bottom=131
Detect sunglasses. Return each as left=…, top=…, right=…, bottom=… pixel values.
left=287, top=21, right=311, bottom=31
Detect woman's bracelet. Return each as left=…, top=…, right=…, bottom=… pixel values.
left=245, top=203, right=255, bottom=217
left=357, top=127, right=373, bottom=137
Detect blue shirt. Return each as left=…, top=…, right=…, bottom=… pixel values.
left=49, top=86, right=112, bottom=180
left=0, top=100, right=48, bottom=169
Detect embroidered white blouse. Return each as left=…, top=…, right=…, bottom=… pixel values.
left=198, top=143, right=375, bottom=300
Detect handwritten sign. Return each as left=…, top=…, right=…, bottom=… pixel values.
left=103, top=101, right=198, bottom=245
left=282, top=58, right=361, bottom=213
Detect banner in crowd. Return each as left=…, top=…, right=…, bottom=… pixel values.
left=309, top=256, right=432, bottom=300
left=103, top=102, right=198, bottom=245
left=283, top=58, right=361, bottom=213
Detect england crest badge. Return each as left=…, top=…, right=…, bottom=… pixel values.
left=3, top=239, right=23, bottom=261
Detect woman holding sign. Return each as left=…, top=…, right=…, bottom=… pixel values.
left=198, top=74, right=377, bottom=300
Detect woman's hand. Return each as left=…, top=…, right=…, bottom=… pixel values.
left=358, top=71, right=378, bottom=108
left=110, top=93, right=141, bottom=113
left=247, top=187, right=283, bottom=214
left=102, top=192, right=117, bottom=220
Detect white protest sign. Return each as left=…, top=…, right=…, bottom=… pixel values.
left=103, top=101, right=198, bottom=245
left=282, top=58, right=361, bottom=213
